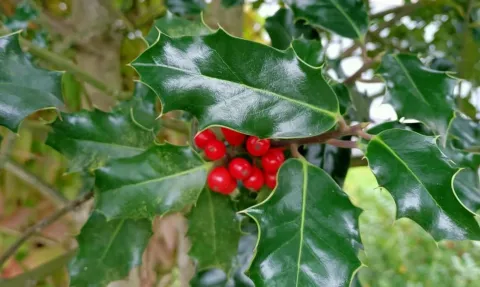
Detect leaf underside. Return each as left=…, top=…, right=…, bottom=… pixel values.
left=366, top=129, right=480, bottom=241
left=133, top=29, right=339, bottom=139
left=245, top=159, right=362, bottom=287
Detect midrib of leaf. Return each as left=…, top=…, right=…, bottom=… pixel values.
left=392, top=55, right=430, bottom=106
left=295, top=160, right=308, bottom=286
left=371, top=136, right=465, bottom=223
left=327, top=0, right=362, bottom=39
left=206, top=190, right=219, bottom=266
left=62, top=138, right=147, bottom=152
left=99, top=219, right=125, bottom=261
left=134, top=63, right=339, bottom=118
left=106, top=164, right=209, bottom=191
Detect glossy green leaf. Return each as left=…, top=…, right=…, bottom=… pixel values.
left=133, top=29, right=340, bottom=139
left=165, top=0, right=205, bottom=16
left=118, top=82, right=161, bottom=132
left=188, top=189, right=242, bottom=274
left=453, top=168, right=480, bottom=215
left=332, top=83, right=351, bottom=116
left=379, top=54, right=455, bottom=135
left=264, top=8, right=319, bottom=50
left=95, top=144, right=210, bottom=219
left=69, top=211, right=152, bottom=287
left=292, top=38, right=323, bottom=67
left=244, top=159, right=362, bottom=286
left=366, top=129, right=480, bottom=241
left=285, top=0, right=368, bottom=39
left=0, top=32, right=64, bottom=132
left=46, top=108, right=155, bottom=172
left=145, top=11, right=211, bottom=45
left=449, top=116, right=480, bottom=152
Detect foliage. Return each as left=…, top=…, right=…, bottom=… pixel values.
left=0, top=0, right=480, bottom=286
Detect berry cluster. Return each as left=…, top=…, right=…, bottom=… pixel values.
left=194, top=127, right=285, bottom=195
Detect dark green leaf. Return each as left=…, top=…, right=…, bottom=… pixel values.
left=69, top=211, right=152, bottom=287
left=285, top=0, right=368, bottom=39
left=118, top=82, right=161, bottom=132
left=264, top=8, right=319, bottom=50
left=188, top=189, right=242, bottom=274
left=449, top=115, right=480, bottom=152
left=245, top=159, right=362, bottom=286
left=46, top=108, right=155, bottom=172
left=165, top=0, right=205, bottom=16
left=304, top=136, right=351, bottom=187
left=0, top=32, right=64, bottom=132
left=133, top=30, right=340, bottom=139
left=379, top=54, right=455, bottom=135
left=332, top=83, right=351, bottom=115
left=95, top=144, right=211, bottom=219
left=145, top=11, right=211, bottom=45
left=366, top=129, right=480, bottom=241
left=292, top=38, right=323, bottom=67
left=453, top=168, right=480, bottom=215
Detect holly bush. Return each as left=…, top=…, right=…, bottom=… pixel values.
left=0, top=0, right=479, bottom=286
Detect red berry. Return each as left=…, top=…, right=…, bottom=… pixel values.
left=221, top=127, right=246, bottom=146
left=208, top=167, right=235, bottom=194
left=228, top=158, right=253, bottom=180
left=194, top=129, right=216, bottom=149
left=242, top=167, right=264, bottom=191
left=204, top=140, right=226, bottom=160
left=265, top=172, right=277, bottom=189
left=261, top=150, right=285, bottom=173
left=225, top=180, right=237, bottom=194
left=246, top=136, right=271, bottom=157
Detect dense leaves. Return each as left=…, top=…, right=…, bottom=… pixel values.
left=245, top=159, right=362, bottom=286
left=94, top=144, right=210, bottom=219
left=165, top=0, right=205, bottom=16
left=145, top=11, right=211, bottom=45
left=133, top=29, right=339, bottom=138
left=46, top=108, right=155, bottom=172
left=0, top=32, right=64, bottom=132
left=379, top=54, right=455, bottom=135
left=285, top=0, right=369, bottom=39
left=292, top=38, right=323, bottom=67
left=68, top=211, right=152, bottom=287
left=366, top=129, right=480, bottom=241
left=188, top=189, right=242, bottom=274
left=453, top=168, right=480, bottom=215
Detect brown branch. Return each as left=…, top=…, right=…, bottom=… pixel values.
left=0, top=191, right=93, bottom=267
left=343, top=53, right=383, bottom=85
left=290, top=144, right=302, bottom=158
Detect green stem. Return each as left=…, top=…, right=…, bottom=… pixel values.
left=19, top=38, right=130, bottom=100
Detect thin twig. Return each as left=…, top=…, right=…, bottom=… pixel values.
left=343, top=53, right=383, bottom=85
left=357, top=129, right=373, bottom=141
left=0, top=191, right=93, bottom=267
left=326, top=139, right=359, bottom=149
left=290, top=144, right=302, bottom=158
left=3, top=159, right=68, bottom=208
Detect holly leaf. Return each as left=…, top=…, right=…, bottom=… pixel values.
left=133, top=29, right=339, bottom=139
left=454, top=168, right=480, bottom=215
left=145, top=11, right=211, bottom=45
left=285, top=0, right=368, bottom=39
left=165, top=0, right=205, bottom=16
left=68, top=211, right=152, bottom=287
left=46, top=108, right=156, bottom=172
left=0, top=32, right=64, bottom=132
left=188, top=189, right=242, bottom=274
left=292, top=38, right=323, bottom=67
left=332, top=83, right=351, bottom=116
left=117, top=82, right=161, bottom=132
left=379, top=54, right=456, bottom=135
left=265, top=8, right=319, bottom=50
left=244, top=159, right=362, bottom=286
left=449, top=115, right=480, bottom=152
left=95, top=144, right=211, bottom=219
left=366, top=129, right=480, bottom=241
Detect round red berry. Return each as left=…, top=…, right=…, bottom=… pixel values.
left=194, top=129, right=216, bottom=149
left=246, top=136, right=271, bottom=156
left=204, top=140, right=226, bottom=160
left=208, top=167, right=234, bottom=194
left=221, top=127, right=246, bottom=146
left=228, top=158, right=253, bottom=180
left=265, top=172, right=277, bottom=189
left=261, top=150, right=285, bottom=173
left=242, top=167, right=264, bottom=191
left=225, top=179, right=237, bottom=194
